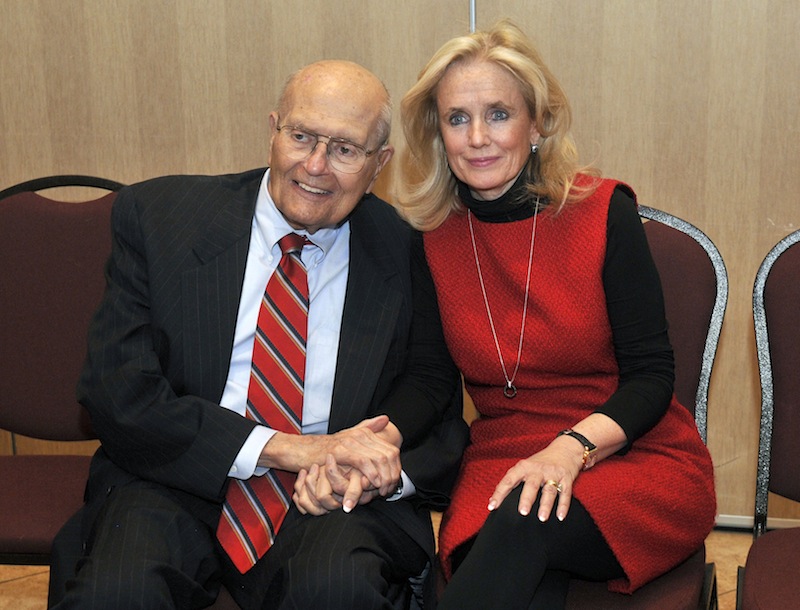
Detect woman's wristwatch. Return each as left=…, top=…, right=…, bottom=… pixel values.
left=557, top=429, right=598, bottom=470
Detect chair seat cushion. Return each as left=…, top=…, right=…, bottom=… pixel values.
left=0, top=454, right=91, bottom=556
left=741, top=527, right=800, bottom=608
left=566, top=547, right=707, bottom=609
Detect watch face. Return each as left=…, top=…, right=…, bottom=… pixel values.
left=584, top=444, right=600, bottom=468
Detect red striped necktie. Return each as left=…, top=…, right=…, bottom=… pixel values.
left=217, top=233, right=309, bottom=573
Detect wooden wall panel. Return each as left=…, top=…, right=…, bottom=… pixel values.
left=0, top=0, right=467, bottom=188
left=2, top=0, right=798, bottom=523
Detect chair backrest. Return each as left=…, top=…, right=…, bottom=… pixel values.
left=0, top=176, right=123, bottom=441
left=639, top=205, right=728, bottom=444
left=752, top=229, right=800, bottom=536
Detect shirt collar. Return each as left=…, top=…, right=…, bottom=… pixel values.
left=256, top=168, right=342, bottom=255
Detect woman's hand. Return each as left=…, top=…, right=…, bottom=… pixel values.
left=487, top=437, right=585, bottom=522
left=293, top=462, right=339, bottom=516
left=487, top=415, right=628, bottom=521
left=293, top=454, right=383, bottom=515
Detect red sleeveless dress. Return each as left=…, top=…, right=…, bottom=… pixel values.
left=425, top=179, right=716, bottom=593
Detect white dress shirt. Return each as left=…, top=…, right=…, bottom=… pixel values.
left=220, top=169, right=348, bottom=477
left=218, top=170, right=412, bottom=499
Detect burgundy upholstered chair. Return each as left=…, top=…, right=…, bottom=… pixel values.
left=737, top=228, right=800, bottom=609
left=565, top=205, right=726, bottom=610
left=0, top=175, right=122, bottom=564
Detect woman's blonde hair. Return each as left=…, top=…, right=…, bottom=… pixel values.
left=399, top=20, right=597, bottom=231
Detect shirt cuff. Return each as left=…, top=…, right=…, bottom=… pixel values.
left=228, top=426, right=276, bottom=479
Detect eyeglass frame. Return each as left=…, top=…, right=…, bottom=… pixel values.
left=274, top=120, right=385, bottom=174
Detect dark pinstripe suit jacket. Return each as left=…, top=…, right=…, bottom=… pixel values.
left=76, top=168, right=469, bottom=560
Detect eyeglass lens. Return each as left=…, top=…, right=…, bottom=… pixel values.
left=279, top=127, right=368, bottom=173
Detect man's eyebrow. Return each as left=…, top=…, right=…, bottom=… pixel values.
left=293, top=123, right=363, bottom=146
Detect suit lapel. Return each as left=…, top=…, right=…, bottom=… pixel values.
left=177, top=180, right=404, bottom=423
left=329, top=199, right=403, bottom=432
left=182, top=172, right=262, bottom=402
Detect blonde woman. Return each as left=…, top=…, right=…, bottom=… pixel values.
left=400, top=20, right=715, bottom=609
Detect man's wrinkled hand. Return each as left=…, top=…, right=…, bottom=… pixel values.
left=261, top=415, right=401, bottom=496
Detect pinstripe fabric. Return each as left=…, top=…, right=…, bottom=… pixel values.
left=218, top=233, right=308, bottom=573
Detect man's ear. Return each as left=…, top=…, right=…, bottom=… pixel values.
left=266, top=112, right=280, bottom=166
left=365, top=145, right=395, bottom=193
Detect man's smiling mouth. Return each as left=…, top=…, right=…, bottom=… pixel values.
left=296, top=181, right=331, bottom=195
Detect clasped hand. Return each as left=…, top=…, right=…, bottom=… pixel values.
left=259, top=415, right=401, bottom=516
left=294, top=454, right=382, bottom=515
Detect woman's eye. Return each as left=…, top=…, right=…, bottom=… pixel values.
left=489, top=109, right=509, bottom=121
left=448, top=114, right=467, bottom=126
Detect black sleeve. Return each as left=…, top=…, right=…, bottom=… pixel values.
left=594, top=187, right=674, bottom=446
left=375, top=230, right=463, bottom=447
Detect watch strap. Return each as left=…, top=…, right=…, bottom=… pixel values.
left=558, top=429, right=598, bottom=470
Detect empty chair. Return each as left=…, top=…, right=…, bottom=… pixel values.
left=0, top=175, right=123, bottom=564
left=737, top=228, right=800, bottom=609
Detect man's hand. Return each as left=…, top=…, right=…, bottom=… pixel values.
left=259, top=415, right=402, bottom=496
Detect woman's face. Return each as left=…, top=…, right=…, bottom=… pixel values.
left=436, top=60, right=540, bottom=201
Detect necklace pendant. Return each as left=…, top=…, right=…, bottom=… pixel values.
left=469, top=201, right=539, bottom=407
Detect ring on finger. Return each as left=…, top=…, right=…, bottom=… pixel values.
left=544, top=479, right=563, bottom=493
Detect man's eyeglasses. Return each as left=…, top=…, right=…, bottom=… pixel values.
left=275, top=123, right=382, bottom=174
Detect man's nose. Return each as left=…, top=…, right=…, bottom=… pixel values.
left=304, top=138, right=331, bottom=173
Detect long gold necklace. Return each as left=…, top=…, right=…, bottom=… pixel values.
left=467, top=196, right=540, bottom=399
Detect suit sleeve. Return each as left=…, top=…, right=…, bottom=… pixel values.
left=78, top=184, right=254, bottom=502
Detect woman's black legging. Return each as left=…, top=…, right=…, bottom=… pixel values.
left=438, top=485, right=624, bottom=610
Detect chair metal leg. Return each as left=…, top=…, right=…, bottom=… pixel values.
left=700, top=562, right=718, bottom=610
left=735, top=566, right=745, bottom=610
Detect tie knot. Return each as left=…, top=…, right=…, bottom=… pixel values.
left=278, top=233, right=306, bottom=255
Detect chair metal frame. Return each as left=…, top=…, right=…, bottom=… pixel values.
left=750, top=228, right=800, bottom=537
left=638, top=205, right=728, bottom=445
left=642, top=204, right=725, bottom=609
left=735, top=229, right=800, bottom=609
left=0, top=175, right=125, bottom=199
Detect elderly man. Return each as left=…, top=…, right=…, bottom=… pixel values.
left=49, top=60, right=468, bottom=609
